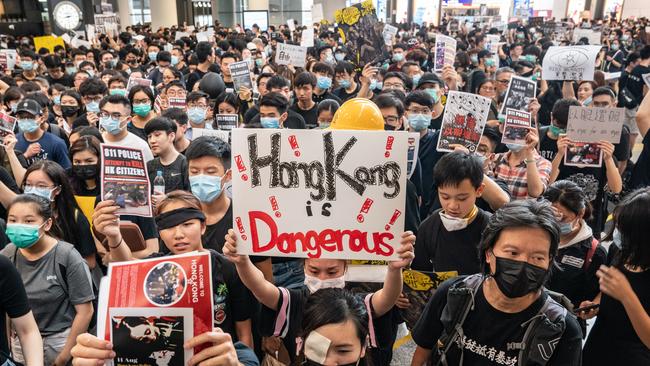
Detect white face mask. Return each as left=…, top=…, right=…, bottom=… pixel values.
left=439, top=211, right=469, bottom=231
left=304, top=273, right=346, bottom=293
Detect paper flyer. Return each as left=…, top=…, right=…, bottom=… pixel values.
left=0, top=111, right=16, bottom=140
left=127, top=77, right=153, bottom=92
left=434, top=34, right=457, bottom=72
left=228, top=61, right=253, bottom=91
left=436, top=92, right=491, bottom=153
left=97, top=252, right=213, bottom=366
left=192, top=128, right=230, bottom=142
left=214, top=114, right=239, bottom=130
left=500, top=75, right=537, bottom=116
left=501, top=108, right=532, bottom=146
left=407, top=132, right=420, bottom=179
left=564, top=141, right=603, bottom=168
left=168, top=97, right=186, bottom=110
left=400, top=270, right=458, bottom=330
left=100, top=144, right=152, bottom=217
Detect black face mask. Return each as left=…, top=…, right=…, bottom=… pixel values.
left=384, top=124, right=396, bottom=131
left=73, top=164, right=98, bottom=180
left=491, top=255, right=548, bottom=298
left=61, top=105, right=79, bottom=117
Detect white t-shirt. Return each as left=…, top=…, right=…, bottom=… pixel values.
left=103, top=132, right=154, bottom=162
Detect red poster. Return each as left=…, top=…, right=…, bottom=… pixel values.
left=97, top=252, right=213, bottom=366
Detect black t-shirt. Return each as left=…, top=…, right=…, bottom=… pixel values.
left=312, top=90, right=343, bottom=104
left=290, top=102, right=319, bottom=129
left=626, top=65, right=650, bottom=100
left=630, top=132, right=650, bottom=189
left=46, top=74, right=74, bottom=88
left=127, top=122, right=147, bottom=142
left=147, top=155, right=190, bottom=193
left=186, top=64, right=220, bottom=92
left=332, top=84, right=361, bottom=102
left=413, top=276, right=583, bottom=365
left=0, top=255, right=31, bottom=356
left=583, top=268, right=650, bottom=365
left=0, top=166, right=20, bottom=220
left=148, top=249, right=256, bottom=342
left=411, top=208, right=491, bottom=274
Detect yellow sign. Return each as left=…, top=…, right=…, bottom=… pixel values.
left=33, top=36, right=65, bottom=53
left=403, top=270, right=458, bottom=291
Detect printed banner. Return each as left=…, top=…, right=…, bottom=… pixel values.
left=566, top=106, right=624, bottom=143
left=501, top=109, right=532, bottom=146
left=127, top=77, right=153, bottom=92
left=401, top=270, right=458, bottom=330
left=564, top=142, right=603, bottom=168
left=500, top=75, right=537, bottom=115
left=541, top=45, right=601, bottom=81
left=168, top=97, right=186, bottom=110
left=231, top=129, right=408, bottom=260
left=228, top=61, right=253, bottom=91
left=100, top=144, right=152, bottom=217
left=214, top=114, right=239, bottom=131
left=97, top=252, right=213, bottom=366
left=434, top=34, right=457, bottom=72
left=437, top=92, right=491, bottom=153
left=275, top=43, right=307, bottom=68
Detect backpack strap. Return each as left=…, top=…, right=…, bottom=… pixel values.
left=583, top=238, right=599, bottom=272
left=53, top=243, right=70, bottom=297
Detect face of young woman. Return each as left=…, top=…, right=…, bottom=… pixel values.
left=306, top=320, right=365, bottom=365
left=158, top=201, right=205, bottom=254
left=7, top=202, right=51, bottom=233
left=304, top=259, right=346, bottom=280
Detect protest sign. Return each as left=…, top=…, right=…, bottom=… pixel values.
left=437, top=92, right=491, bottom=153
left=407, top=133, right=420, bottom=179
left=541, top=45, right=601, bottom=81
left=0, top=50, right=16, bottom=70
left=434, top=34, right=457, bottom=72
left=400, top=270, right=458, bottom=330
left=0, top=112, right=16, bottom=141
left=175, top=32, right=190, bottom=41
left=301, top=27, right=314, bottom=47
left=228, top=61, right=253, bottom=91
left=275, top=43, right=307, bottom=68
left=566, top=106, right=624, bottom=143
left=127, top=77, right=153, bottom=92
left=564, top=142, right=603, bottom=168
left=214, top=114, right=239, bottom=130
left=231, top=129, right=408, bottom=260
left=196, top=31, right=210, bottom=43
left=312, top=3, right=324, bottom=23
left=33, top=35, right=65, bottom=53
left=168, top=97, right=186, bottom=109
left=97, top=252, right=213, bottom=366
left=383, top=24, right=398, bottom=46
left=100, top=144, right=152, bottom=217
left=500, top=75, right=537, bottom=115
left=502, top=109, right=532, bottom=146
left=287, top=19, right=296, bottom=32
left=572, top=28, right=602, bottom=44
left=192, top=128, right=230, bottom=141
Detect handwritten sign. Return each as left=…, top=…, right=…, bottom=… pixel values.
left=437, top=92, right=491, bottom=153
left=100, top=144, right=152, bottom=217
left=434, top=34, right=457, bottom=72
left=502, top=109, right=532, bottom=146
left=228, top=61, right=253, bottom=91
left=232, top=129, right=408, bottom=260
left=542, top=45, right=601, bottom=81
left=566, top=106, right=624, bottom=143
left=275, top=43, right=307, bottom=68
left=642, top=73, right=650, bottom=88
left=572, top=29, right=602, bottom=45
left=500, top=75, right=537, bottom=115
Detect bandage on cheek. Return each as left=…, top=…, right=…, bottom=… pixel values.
left=304, top=331, right=331, bottom=364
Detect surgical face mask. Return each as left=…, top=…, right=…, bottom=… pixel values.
left=66, top=66, right=77, bottom=75
left=611, top=44, right=619, bottom=51
left=485, top=59, right=496, bottom=67
left=621, top=35, right=629, bottom=41
left=408, top=113, right=430, bottom=131
left=190, top=174, right=222, bottom=203
left=110, top=88, right=127, bottom=96
left=24, top=185, right=54, bottom=201
left=148, top=52, right=158, bottom=61
left=10, top=103, right=18, bottom=113
left=304, top=273, right=346, bottom=294
left=316, top=76, right=332, bottom=90
left=470, top=54, right=479, bottom=64
left=325, top=54, right=335, bottom=64
left=187, top=107, right=207, bottom=124
left=132, top=103, right=152, bottom=117
left=549, top=124, right=566, bottom=137
left=85, top=69, right=95, bottom=77
left=425, top=88, right=439, bottom=103
left=6, top=223, right=45, bottom=249
left=335, top=53, right=346, bottom=62
left=582, top=96, right=592, bottom=106
left=559, top=221, right=574, bottom=235
left=100, top=116, right=123, bottom=135
left=506, top=143, right=525, bottom=153
left=412, top=74, right=421, bottom=86
left=370, top=80, right=382, bottom=91
left=255, top=58, right=264, bottom=67
left=171, top=55, right=179, bottom=66
left=524, top=55, right=537, bottom=63
left=491, top=255, right=548, bottom=298
left=20, top=61, right=34, bottom=71
left=392, top=53, right=404, bottom=62
left=384, top=124, right=396, bottom=131
left=516, top=32, right=525, bottom=39
left=439, top=211, right=469, bottom=231
left=53, top=95, right=61, bottom=105
left=18, top=118, right=40, bottom=133
left=260, top=117, right=280, bottom=129
left=338, top=79, right=351, bottom=89
left=86, top=101, right=100, bottom=113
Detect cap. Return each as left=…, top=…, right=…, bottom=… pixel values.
left=246, top=42, right=257, bottom=51
left=417, top=72, right=443, bottom=88
left=15, top=99, right=41, bottom=116
left=478, top=49, right=492, bottom=59
left=329, top=98, right=384, bottom=131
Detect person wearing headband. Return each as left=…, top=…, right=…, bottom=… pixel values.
left=92, top=190, right=256, bottom=350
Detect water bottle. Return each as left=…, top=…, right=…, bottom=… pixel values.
left=153, top=171, right=165, bottom=195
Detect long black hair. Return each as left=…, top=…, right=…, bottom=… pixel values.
left=543, top=180, right=593, bottom=221
left=8, top=194, right=54, bottom=231
left=68, top=135, right=102, bottom=194
left=612, top=187, right=650, bottom=270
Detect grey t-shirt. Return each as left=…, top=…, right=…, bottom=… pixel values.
left=1, top=241, right=95, bottom=336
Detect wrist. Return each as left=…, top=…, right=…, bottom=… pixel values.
left=107, top=235, right=123, bottom=249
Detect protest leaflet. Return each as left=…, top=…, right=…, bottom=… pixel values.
left=400, top=270, right=458, bottom=330
left=0, top=112, right=16, bottom=140
left=541, top=45, right=601, bottom=81
left=231, top=129, right=408, bottom=260
left=500, top=75, right=537, bottom=115
left=434, top=34, right=457, bottom=72
left=275, top=43, right=307, bottom=68
left=301, top=27, right=314, bottom=47
left=127, top=76, right=153, bottom=92
left=101, top=144, right=152, bottom=217
left=0, top=49, right=17, bottom=71
left=168, top=97, right=186, bottom=109
left=97, top=252, right=213, bottom=366
left=383, top=24, right=398, bottom=46
left=192, top=128, right=230, bottom=141
left=437, top=91, right=491, bottom=153
left=407, top=132, right=420, bottom=179
left=214, top=114, right=239, bottom=130
left=566, top=106, right=624, bottom=144
left=564, top=141, right=603, bottom=168
left=502, top=109, right=532, bottom=146
left=228, top=61, right=253, bottom=91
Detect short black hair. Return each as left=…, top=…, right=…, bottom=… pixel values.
left=405, top=90, right=434, bottom=109
left=294, top=72, right=317, bottom=88
left=551, top=98, right=581, bottom=128
left=144, top=116, right=177, bottom=136
left=543, top=180, right=592, bottom=220
left=128, top=84, right=155, bottom=105
left=383, top=71, right=411, bottom=90
left=259, top=92, right=289, bottom=115
left=186, top=91, right=210, bottom=105
left=481, top=126, right=501, bottom=151
left=613, top=187, right=650, bottom=269
left=334, top=61, right=355, bottom=75
left=214, top=92, right=239, bottom=112
left=99, top=94, right=131, bottom=112
left=433, top=151, right=484, bottom=189
left=640, top=45, right=650, bottom=60
left=592, top=86, right=617, bottom=100
left=266, top=75, right=291, bottom=90
left=195, top=42, right=213, bottom=63
left=221, top=51, right=240, bottom=62
left=373, top=94, right=405, bottom=118
left=185, top=136, right=231, bottom=169
left=257, top=72, right=274, bottom=87
left=71, top=126, right=104, bottom=142
left=312, top=62, right=335, bottom=77
left=79, top=77, right=108, bottom=97
left=157, top=51, right=172, bottom=63
left=162, top=108, right=189, bottom=126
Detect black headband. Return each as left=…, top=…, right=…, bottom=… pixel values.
left=155, top=207, right=206, bottom=230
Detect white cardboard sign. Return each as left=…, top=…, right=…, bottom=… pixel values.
left=542, top=45, right=601, bottom=81
left=275, top=43, right=307, bottom=68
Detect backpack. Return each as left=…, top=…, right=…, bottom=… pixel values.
left=434, top=274, right=568, bottom=366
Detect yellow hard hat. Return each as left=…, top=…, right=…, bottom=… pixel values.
left=329, top=98, right=384, bottom=131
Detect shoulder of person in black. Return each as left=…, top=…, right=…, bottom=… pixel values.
left=47, top=121, right=70, bottom=148
left=243, top=104, right=259, bottom=124
left=313, top=91, right=343, bottom=105
left=631, top=132, right=650, bottom=189
left=127, top=123, right=147, bottom=141
left=0, top=254, right=31, bottom=355
left=72, top=113, right=90, bottom=130
left=0, top=165, right=19, bottom=221
left=290, top=102, right=319, bottom=129
left=614, top=124, right=631, bottom=162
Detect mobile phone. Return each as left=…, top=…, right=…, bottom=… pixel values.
left=574, top=303, right=600, bottom=313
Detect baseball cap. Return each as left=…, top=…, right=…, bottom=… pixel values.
left=15, top=99, right=42, bottom=116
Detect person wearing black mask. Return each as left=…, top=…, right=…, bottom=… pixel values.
left=411, top=200, right=582, bottom=366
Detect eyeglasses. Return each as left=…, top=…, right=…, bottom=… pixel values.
left=99, top=112, right=126, bottom=119
left=187, top=103, right=208, bottom=109
left=497, top=79, right=510, bottom=85
left=384, top=83, right=405, bottom=90
left=133, top=99, right=151, bottom=105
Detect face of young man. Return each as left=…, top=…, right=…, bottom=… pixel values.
left=438, top=178, right=484, bottom=218
left=147, top=130, right=175, bottom=156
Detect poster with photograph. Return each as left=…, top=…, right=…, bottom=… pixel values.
left=383, top=24, right=398, bottom=46
left=541, top=45, right=601, bottom=81
left=407, top=132, right=420, bottom=179
left=228, top=61, right=253, bottom=91
left=500, top=75, right=537, bottom=115
left=100, top=144, right=152, bottom=217
left=97, top=252, right=213, bottom=366
left=436, top=92, right=492, bottom=153
left=400, top=270, right=458, bottom=330
left=434, top=34, right=457, bottom=72
left=214, top=114, right=239, bottom=131
left=564, top=141, right=603, bottom=168
left=231, top=129, right=408, bottom=260
left=0, top=112, right=16, bottom=139
left=502, top=109, right=532, bottom=146
left=127, top=77, right=153, bottom=92
left=566, top=106, right=624, bottom=143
